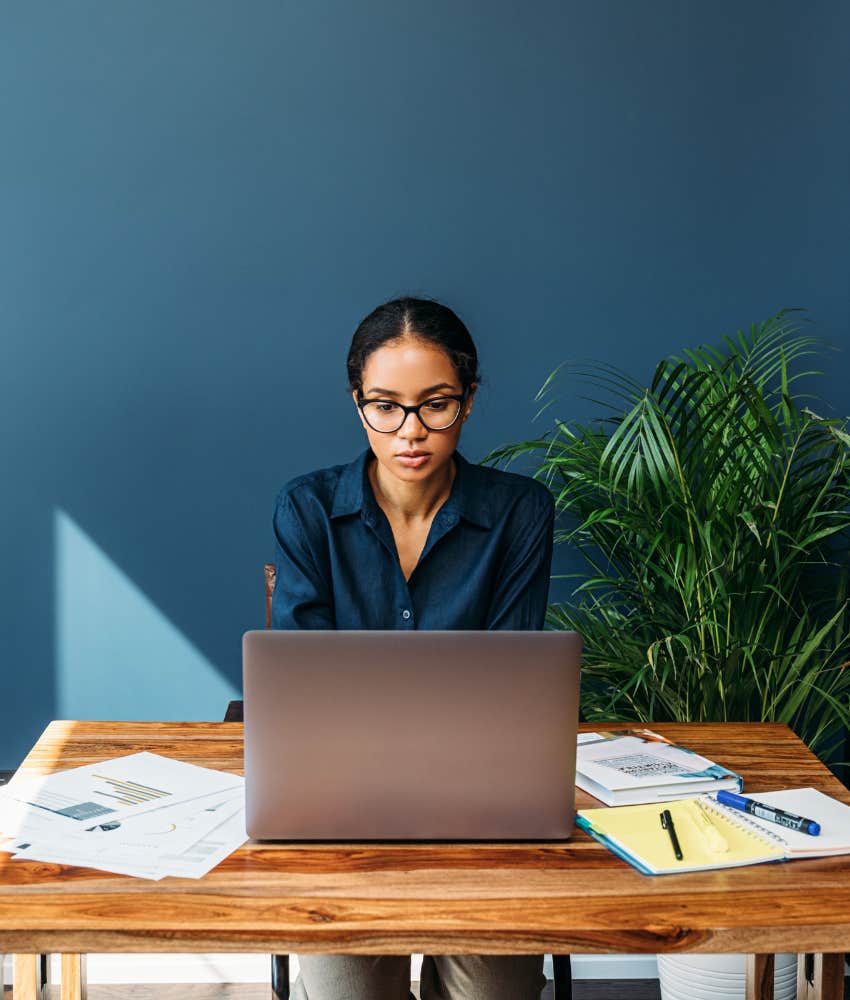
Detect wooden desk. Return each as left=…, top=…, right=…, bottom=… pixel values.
left=1, top=721, right=848, bottom=1000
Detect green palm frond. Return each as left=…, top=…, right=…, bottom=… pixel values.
left=486, top=311, right=850, bottom=764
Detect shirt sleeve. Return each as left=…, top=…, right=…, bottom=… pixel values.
left=486, top=483, right=555, bottom=630
left=271, top=490, right=335, bottom=629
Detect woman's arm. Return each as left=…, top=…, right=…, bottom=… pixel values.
left=271, top=490, right=335, bottom=629
left=486, top=484, right=555, bottom=630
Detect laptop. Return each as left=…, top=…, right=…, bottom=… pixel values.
left=243, top=629, right=581, bottom=841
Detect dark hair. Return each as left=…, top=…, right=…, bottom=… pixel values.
left=346, top=296, right=481, bottom=395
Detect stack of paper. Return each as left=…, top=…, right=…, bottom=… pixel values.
left=576, top=729, right=743, bottom=805
left=0, top=752, right=248, bottom=880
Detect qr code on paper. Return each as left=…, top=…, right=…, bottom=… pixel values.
left=598, top=753, right=684, bottom=778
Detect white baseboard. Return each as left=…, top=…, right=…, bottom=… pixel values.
left=1, top=952, right=660, bottom=983
left=567, top=954, right=660, bottom=980
left=6, top=952, right=849, bottom=985
left=6, top=952, right=848, bottom=984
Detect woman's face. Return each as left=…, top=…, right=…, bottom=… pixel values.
left=353, top=337, right=476, bottom=483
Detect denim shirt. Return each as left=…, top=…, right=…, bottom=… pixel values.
left=271, top=447, right=555, bottom=631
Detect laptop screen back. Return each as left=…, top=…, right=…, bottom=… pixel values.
left=243, top=629, right=581, bottom=841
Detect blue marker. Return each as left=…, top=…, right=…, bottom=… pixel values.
left=716, top=790, right=820, bottom=836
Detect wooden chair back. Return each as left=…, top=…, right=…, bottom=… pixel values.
left=223, top=563, right=277, bottom=723
left=264, top=562, right=276, bottom=629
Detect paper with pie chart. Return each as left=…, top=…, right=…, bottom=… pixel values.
left=0, top=751, right=247, bottom=879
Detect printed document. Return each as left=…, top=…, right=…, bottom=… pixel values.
left=0, top=753, right=248, bottom=880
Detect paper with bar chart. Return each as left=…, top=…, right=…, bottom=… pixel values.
left=0, top=752, right=247, bottom=879
left=8, top=788, right=246, bottom=878
left=2, top=751, right=242, bottom=824
left=10, top=805, right=248, bottom=880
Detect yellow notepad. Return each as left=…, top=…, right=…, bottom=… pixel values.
left=577, top=796, right=786, bottom=874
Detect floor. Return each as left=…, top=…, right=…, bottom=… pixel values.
left=6, top=972, right=850, bottom=997
left=4, top=983, right=664, bottom=999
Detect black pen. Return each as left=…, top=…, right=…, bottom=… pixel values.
left=660, top=809, right=683, bottom=860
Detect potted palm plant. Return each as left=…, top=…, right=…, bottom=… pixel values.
left=485, top=312, right=850, bottom=1000
left=487, top=310, right=850, bottom=760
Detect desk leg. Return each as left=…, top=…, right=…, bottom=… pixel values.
left=271, top=954, right=290, bottom=1000
left=41, top=954, right=54, bottom=999
left=797, top=953, right=844, bottom=999
left=745, top=953, right=774, bottom=999
left=13, top=954, right=40, bottom=1000
left=60, top=954, right=87, bottom=1000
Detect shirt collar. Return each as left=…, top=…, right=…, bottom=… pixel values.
left=330, top=448, right=371, bottom=519
left=331, top=447, right=494, bottom=529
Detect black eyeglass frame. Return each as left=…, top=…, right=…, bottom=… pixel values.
left=357, top=388, right=470, bottom=433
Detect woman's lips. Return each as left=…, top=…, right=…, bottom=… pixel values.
left=396, top=453, right=431, bottom=468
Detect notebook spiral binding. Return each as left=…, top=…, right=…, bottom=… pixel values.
left=699, top=795, right=788, bottom=847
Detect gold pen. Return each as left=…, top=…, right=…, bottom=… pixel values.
left=691, top=798, right=729, bottom=853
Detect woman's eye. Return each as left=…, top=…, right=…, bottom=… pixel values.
left=424, top=399, right=449, bottom=412
left=375, top=402, right=399, bottom=413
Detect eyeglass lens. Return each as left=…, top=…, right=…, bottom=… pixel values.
left=361, top=397, right=462, bottom=432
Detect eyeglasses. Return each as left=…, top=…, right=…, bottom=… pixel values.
left=358, top=390, right=469, bottom=433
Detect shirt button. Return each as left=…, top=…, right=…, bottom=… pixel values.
left=402, top=609, right=411, bottom=620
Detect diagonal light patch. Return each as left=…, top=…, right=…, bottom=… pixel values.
left=55, top=509, right=239, bottom=721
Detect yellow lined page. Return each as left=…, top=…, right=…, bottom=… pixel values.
left=579, top=797, right=785, bottom=873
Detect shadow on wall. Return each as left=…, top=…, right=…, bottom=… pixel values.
left=54, top=509, right=238, bottom=722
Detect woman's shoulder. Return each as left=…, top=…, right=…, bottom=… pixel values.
left=274, top=450, right=366, bottom=518
left=462, top=456, right=555, bottom=517
left=277, top=463, right=344, bottom=504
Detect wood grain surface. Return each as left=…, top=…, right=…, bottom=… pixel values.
left=12, top=956, right=38, bottom=1000
left=746, top=953, right=774, bottom=1000
left=1, top=721, right=849, bottom=956
left=59, top=955, right=86, bottom=1000
left=799, top=954, right=847, bottom=999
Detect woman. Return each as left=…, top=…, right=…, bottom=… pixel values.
left=273, top=296, right=555, bottom=1000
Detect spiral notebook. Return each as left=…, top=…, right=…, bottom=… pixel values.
left=576, top=787, right=850, bottom=875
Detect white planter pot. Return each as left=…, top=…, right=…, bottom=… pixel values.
left=657, top=953, right=797, bottom=1000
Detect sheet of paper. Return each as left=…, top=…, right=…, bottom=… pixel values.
left=10, top=788, right=245, bottom=859
left=742, top=787, right=850, bottom=855
left=0, top=789, right=79, bottom=849
left=145, top=808, right=249, bottom=879
left=12, top=806, right=248, bottom=880
left=579, top=797, right=784, bottom=874
left=3, top=752, right=243, bottom=826
left=577, top=732, right=729, bottom=790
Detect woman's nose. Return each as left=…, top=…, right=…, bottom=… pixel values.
left=398, top=409, right=428, bottom=437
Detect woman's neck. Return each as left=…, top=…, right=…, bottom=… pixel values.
left=368, top=454, right=456, bottom=523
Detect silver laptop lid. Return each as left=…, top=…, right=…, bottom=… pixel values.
left=243, top=629, right=581, bottom=841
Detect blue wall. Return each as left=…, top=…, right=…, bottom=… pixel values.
left=2, top=1, right=848, bottom=767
